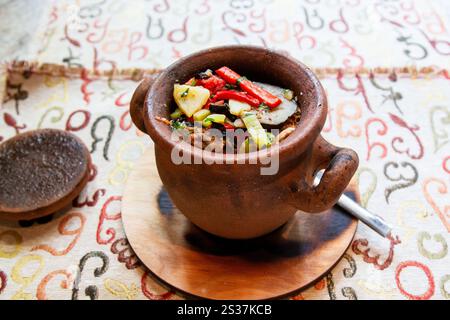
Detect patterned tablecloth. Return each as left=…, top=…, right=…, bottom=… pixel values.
left=0, top=0, right=449, bottom=300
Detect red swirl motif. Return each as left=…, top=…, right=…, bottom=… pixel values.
left=0, top=271, right=6, bottom=295
left=329, top=8, right=349, bottom=33
left=73, top=189, right=106, bottom=208
left=389, top=113, right=424, bottom=160
left=80, top=69, right=94, bottom=104
left=365, top=118, right=388, bottom=161
left=443, top=156, right=450, bottom=174
left=32, top=213, right=86, bottom=256
left=66, top=110, right=91, bottom=132
left=97, top=196, right=122, bottom=245
left=423, top=178, right=450, bottom=232
left=37, top=270, right=73, bottom=300
left=395, top=261, right=435, bottom=300
left=110, top=238, right=141, bottom=269
left=4, top=112, right=27, bottom=134
left=168, top=17, right=189, bottom=43
left=352, top=234, right=401, bottom=270
left=337, top=71, right=372, bottom=113
left=141, top=271, right=173, bottom=300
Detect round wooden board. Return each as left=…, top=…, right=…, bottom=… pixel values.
left=122, top=148, right=358, bottom=300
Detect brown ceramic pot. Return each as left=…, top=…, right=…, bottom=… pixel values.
left=130, top=45, right=359, bottom=239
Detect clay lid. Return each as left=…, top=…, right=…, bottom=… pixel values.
left=0, top=129, right=90, bottom=220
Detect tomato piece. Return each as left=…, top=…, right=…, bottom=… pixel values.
left=223, top=122, right=235, bottom=130
left=196, top=75, right=226, bottom=94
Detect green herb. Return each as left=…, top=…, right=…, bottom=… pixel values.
left=258, top=103, right=270, bottom=112
left=243, top=111, right=256, bottom=118
left=202, top=114, right=226, bottom=127
left=186, top=78, right=197, bottom=86
left=170, top=119, right=186, bottom=130
left=266, top=132, right=275, bottom=146
left=236, top=76, right=247, bottom=86
left=225, top=83, right=238, bottom=90
left=181, top=87, right=190, bottom=98
left=282, top=89, right=294, bottom=101
left=170, top=108, right=183, bottom=120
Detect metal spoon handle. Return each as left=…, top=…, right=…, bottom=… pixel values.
left=337, top=193, right=392, bottom=238
left=314, top=173, right=392, bottom=238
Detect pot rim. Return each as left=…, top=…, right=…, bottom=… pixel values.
left=144, top=45, right=327, bottom=164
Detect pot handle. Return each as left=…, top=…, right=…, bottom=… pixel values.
left=290, top=135, right=359, bottom=213
left=130, top=76, right=156, bottom=134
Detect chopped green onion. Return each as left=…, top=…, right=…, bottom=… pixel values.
left=242, top=113, right=271, bottom=149
left=225, top=83, right=238, bottom=90
left=266, top=132, right=275, bottom=145
left=170, top=108, right=183, bottom=119
left=181, top=87, right=190, bottom=98
left=202, top=114, right=226, bottom=127
left=239, top=137, right=258, bottom=153
left=239, top=138, right=250, bottom=153
left=187, top=78, right=197, bottom=86
left=236, top=76, right=247, bottom=86
left=257, top=103, right=270, bottom=112
left=282, top=89, right=294, bottom=101
left=193, top=109, right=211, bottom=122
left=170, top=119, right=186, bottom=130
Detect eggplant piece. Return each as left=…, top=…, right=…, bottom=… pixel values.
left=209, top=103, right=228, bottom=114
left=209, top=103, right=238, bottom=122
left=195, top=69, right=213, bottom=79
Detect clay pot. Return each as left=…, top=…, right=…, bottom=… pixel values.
left=130, top=45, right=358, bottom=239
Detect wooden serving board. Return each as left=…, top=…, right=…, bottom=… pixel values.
left=122, top=148, right=358, bottom=300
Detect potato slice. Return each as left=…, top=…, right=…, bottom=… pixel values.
left=233, top=118, right=245, bottom=128
left=229, top=99, right=251, bottom=116
left=173, top=84, right=210, bottom=117
left=254, top=82, right=297, bottom=125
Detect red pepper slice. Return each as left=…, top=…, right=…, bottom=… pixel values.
left=196, top=75, right=226, bottom=94
left=240, top=81, right=281, bottom=108
left=223, top=122, right=235, bottom=130
left=216, top=66, right=282, bottom=108
left=215, top=67, right=240, bottom=84
left=203, top=99, right=225, bottom=110
left=211, top=100, right=225, bottom=106
left=211, top=90, right=260, bottom=107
